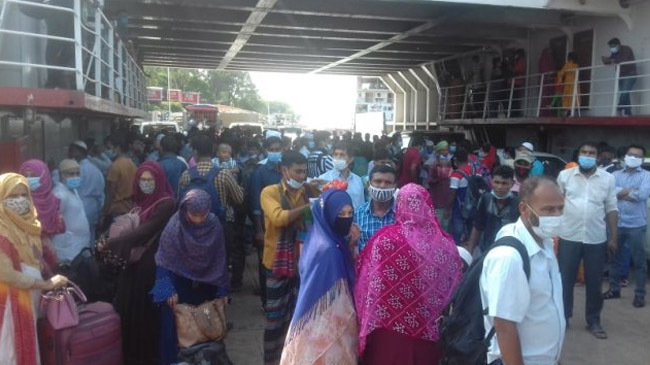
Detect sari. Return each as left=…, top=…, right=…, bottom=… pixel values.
left=355, top=184, right=463, bottom=365
left=280, top=190, right=357, bottom=365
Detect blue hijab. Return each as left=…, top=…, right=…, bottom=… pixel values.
left=292, top=189, right=356, bottom=325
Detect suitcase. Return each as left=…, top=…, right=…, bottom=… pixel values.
left=38, top=302, right=123, bottom=365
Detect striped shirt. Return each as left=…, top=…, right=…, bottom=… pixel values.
left=178, top=161, right=244, bottom=222
left=307, top=149, right=333, bottom=178
left=613, top=167, right=650, bottom=228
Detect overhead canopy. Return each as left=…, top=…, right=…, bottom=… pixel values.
left=105, top=0, right=629, bottom=75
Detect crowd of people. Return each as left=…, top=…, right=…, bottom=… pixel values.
left=0, top=124, right=648, bottom=365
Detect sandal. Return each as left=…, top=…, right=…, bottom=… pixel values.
left=587, top=323, right=608, bottom=339
left=602, top=290, right=621, bottom=300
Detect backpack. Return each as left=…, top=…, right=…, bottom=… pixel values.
left=180, top=166, right=226, bottom=221
left=438, top=236, right=531, bottom=365
left=456, top=166, right=490, bottom=220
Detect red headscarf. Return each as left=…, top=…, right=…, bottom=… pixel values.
left=18, top=159, right=64, bottom=236
left=355, top=184, right=463, bottom=355
left=132, top=162, right=174, bottom=221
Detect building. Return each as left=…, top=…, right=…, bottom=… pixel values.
left=356, top=77, right=394, bottom=122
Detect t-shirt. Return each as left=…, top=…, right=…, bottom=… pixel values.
left=450, top=165, right=473, bottom=212
left=106, top=156, right=137, bottom=215
left=611, top=45, right=636, bottom=76
left=473, top=192, right=520, bottom=251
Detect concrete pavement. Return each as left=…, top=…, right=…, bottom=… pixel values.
left=225, top=255, right=650, bottom=364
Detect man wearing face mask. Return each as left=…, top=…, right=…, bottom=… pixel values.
left=604, top=144, right=650, bottom=308
left=68, top=140, right=105, bottom=245
left=511, top=151, right=533, bottom=194
left=557, top=142, right=618, bottom=339
left=467, top=166, right=520, bottom=255
left=602, top=38, right=637, bottom=116
left=259, top=150, right=320, bottom=364
left=354, top=164, right=397, bottom=253
left=52, top=159, right=91, bottom=263
left=307, top=132, right=333, bottom=178
left=480, top=176, right=565, bottom=365
left=317, top=142, right=365, bottom=209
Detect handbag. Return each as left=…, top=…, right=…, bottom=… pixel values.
left=40, top=280, right=87, bottom=330
left=174, top=299, right=227, bottom=348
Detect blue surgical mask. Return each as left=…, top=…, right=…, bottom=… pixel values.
left=27, top=177, right=41, bottom=191
left=286, top=178, right=303, bottom=189
left=308, top=141, right=315, bottom=149
left=104, top=149, right=116, bottom=160
left=65, top=177, right=81, bottom=190
left=578, top=155, right=597, bottom=170
left=610, top=46, right=619, bottom=53
left=450, top=145, right=457, bottom=153
left=491, top=190, right=511, bottom=200
left=267, top=152, right=282, bottom=163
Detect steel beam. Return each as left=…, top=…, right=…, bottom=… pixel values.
left=398, top=71, right=419, bottom=128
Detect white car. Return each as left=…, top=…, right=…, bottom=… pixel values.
left=132, top=121, right=180, bottom=138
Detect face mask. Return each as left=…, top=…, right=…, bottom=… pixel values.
left=139, top=180, right=155, bottom=195
left=332, top=158, right=348, bottom=171
left=610, top=46, right=619, bottom=53
left=397, top=141, right=403, bottom=148
left=449, top=145, right=457, bottom=153
left=65, top=177, right=81, bottom=190
left=332, top=216, right=353, bottom=236
left=578, top=156, right=597, bottom=170
left=478, top=151, right=487, bottom=158
left=491, top=190, right=511, bottom=200
left=3, top=196, right=31, bottom=216
left=326, top=144, right=332, bottom=152
left=286, top=178, right=303, bottom=189
left=527, top=204, right=562, bottom=240
left=439, top=154, right=452, bottom=161
left=104, top=149, right=116, bottom=160
left=267, top=152, right=282, bottom=163
left=308, top=141, right=315, bottom=149
left=624, top=155, right=643, bottom=169
left=516, top=167, right=530, bottom=178
left=27, top=177, right=41, bottom=191
left=368, top=185, right=396, bottom=202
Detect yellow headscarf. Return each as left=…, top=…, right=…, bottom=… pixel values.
left=0, top=173, right=43, bottom=268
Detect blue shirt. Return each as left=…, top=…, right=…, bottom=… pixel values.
left=354, top=200, right=396, bottom=252
left=530, top=159, right=544, bottom=176
left=77, top=159, right=105, bottom=227
left=318, top=169, right=366, bottom=209
left=249, top=161, right=282, bottom=216
left=613, top=167, right=650, bottom=228
left=158, top=153, right=188, bottom=198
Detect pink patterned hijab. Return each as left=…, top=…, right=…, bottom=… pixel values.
left=354, top=183, right=463, bottom=355
left=19, top=159, right=64, bottom=236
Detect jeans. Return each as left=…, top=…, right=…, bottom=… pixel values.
left=618, top=77, right=637, bottom=116
left=558, top=240, right=606, bottom=326
left=451, top=207, right=469, bottom=245
left=610, top=226, right=647, bottom=299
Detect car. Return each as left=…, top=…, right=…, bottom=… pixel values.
left=132, top=121, right=180, bottom=138
left=229, top=122, right=264, bottom=136
left=531, top=151, right=567, bottom=178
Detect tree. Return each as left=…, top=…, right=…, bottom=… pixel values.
left=144, top=67, right=267, bottom=113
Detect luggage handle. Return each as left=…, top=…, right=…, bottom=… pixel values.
left=41, top=280, right=87, bottom=304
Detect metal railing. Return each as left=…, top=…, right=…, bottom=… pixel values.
left=0, top=0, right=146, bottom=110
left=438, top=58, right=650, bottom=120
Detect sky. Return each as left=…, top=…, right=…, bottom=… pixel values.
left=249, top=72, right=358, bottom=130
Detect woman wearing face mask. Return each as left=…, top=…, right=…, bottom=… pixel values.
left=0, top=173, right=69, bottom=364
left=101, top=161, right=176, bottom=365
left=18, top=159, right=65, bottom=270
left=152, top=189, right=230, bottom=365
left=280, top=189, right=359, bottom=365
left=355, top=184, right=463, bottom=365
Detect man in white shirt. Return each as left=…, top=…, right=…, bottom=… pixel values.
left=556, top=142, right=618, bottom=339
left=52, top=159, right=91, bottom=263
left=318, top=142, right=365, bottom=209
left=481, top=176, right=566, bottom=365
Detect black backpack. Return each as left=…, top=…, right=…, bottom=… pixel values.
left=180, top=166, right=226, bottom=222
left=438, top=236, right=530, bottom=365
left=456, top=166, right=490, bottom=220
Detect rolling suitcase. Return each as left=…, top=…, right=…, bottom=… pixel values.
left=38, top=301, right=123, bottom=365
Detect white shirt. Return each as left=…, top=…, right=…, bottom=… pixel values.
left=52, top=184, right=91, bottom=262
left=318, top=169, right=366, bottom=209
left=557, top=167, right=618, bottom=243
left=481, top=219, right=566, bottom=365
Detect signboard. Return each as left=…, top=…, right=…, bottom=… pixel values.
left=147, top=87, right=163, bottom=102
left=181, top=91, right=200, bottom=104
left=167, top=89, right=181, bottom=102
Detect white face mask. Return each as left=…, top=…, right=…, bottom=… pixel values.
left=139, top=180, right=155, bottom=195
left=624, top=155, right=643, bottom=169
left=527, top=204, right=562, bottom=240
left=286, top=178, right=303, bottom=189
left=332, top=158, right=348, bottom=171
left=3, top=196, right=31, bottom=216
left=368, top=185, right=396, bottom=202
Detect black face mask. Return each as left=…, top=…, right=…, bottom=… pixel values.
left=332, top=217, right=353, bottom=236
